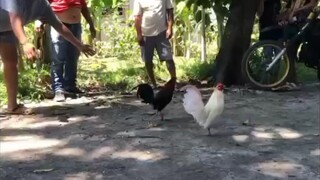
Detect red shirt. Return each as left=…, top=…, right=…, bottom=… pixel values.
left=48, top=0, right=87, bottom=12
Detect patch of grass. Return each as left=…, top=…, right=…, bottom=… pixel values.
left=296, top=63, right=318, bottom=82
left=77, top=56, right=216, bottom=92
left=2, top=53, right=317, bottom=106
left=0, top=71, right=7, bottom=105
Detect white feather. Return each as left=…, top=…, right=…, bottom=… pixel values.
left=182, top=85, right=224, bottom=129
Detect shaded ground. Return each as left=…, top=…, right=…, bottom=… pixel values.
left=0, top=83, right=319, bottom=180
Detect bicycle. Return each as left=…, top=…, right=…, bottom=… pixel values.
left=241, top=6, right=320, bottom=90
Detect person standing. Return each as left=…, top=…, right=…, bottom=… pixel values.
left=36, top=0, right=96, bottom=102
left=257, top=0, right=282, bottom=41
left=0, top=0, right=95, bottom=114
left=133, top=0, right=176, bottom=89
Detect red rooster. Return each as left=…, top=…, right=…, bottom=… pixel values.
left=180, top=83, right=225, bottom=135
left=133, top=77, right=176, bottom=121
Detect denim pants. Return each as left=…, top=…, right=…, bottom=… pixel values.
left=51, top=23, right=81, bottom=92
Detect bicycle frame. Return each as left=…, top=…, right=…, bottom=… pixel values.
left=266, top=7, right=320, bottom=72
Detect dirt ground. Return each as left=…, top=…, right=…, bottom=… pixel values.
left=0, top=83, right=319, bottom=180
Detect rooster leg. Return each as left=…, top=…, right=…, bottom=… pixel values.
left=160, top=112, right=164, bottom=121
left=207, top=128, right=211, bottom=136
left=150, top=111, right=158, bottom=121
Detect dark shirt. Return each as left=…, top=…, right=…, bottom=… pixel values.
left=260, top=0, right=282, bottom=29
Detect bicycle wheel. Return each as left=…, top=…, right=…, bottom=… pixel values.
left=242, top=40, right=292, bottom=90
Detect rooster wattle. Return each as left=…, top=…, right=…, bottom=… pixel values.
left=181, top=83, right=225, bottom=135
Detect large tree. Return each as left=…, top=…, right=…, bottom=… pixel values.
left=213, top=0, right=260, bottom=86
left=187, top=0, right=260, bottom=86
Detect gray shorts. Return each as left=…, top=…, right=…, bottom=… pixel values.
left=141, top=31, right=173, bottom=62
left=0, top=31, right=17, bottom=44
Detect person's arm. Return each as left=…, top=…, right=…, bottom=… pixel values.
left=292, top=0, right=317, bottom=14
left=41, top=1, right=95, bottom=56
left=166, top=0, right=174, bottom=39
left=133, top=0, right=144, bottom=45
left=5, top=0, right=38, bottom=59
left=81, top=0, right=96, bottom=38
left=9, top=13, right=28, bottom=45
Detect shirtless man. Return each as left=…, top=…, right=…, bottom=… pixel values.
left=36, top=0, right=96, bottom=102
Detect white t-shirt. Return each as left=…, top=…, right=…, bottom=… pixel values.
left=133, top=0, right=173, bottom=37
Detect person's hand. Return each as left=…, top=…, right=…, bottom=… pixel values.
left=166, top=28, right=173, bottom=39
left=137, top=34, right=145, bottom=46
left=79, top=44, right=96, bottom=57
left=89, top=25, right=96, bottom=39
left=22, top=42, right=40, bottom=60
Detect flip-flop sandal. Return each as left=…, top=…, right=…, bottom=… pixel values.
left=3, top=104, right=34, bottom=115
left=271, top=82, right=301, bottom=92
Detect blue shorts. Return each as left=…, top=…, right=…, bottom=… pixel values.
left=141, top=31, right=173, bottom=62
left=0, top=31, right=17, bottom=44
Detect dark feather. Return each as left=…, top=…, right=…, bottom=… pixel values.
left=153, top=77, right=176, bottom=111
left=135, top=78, right=176, bottom=113
left=136, top=83, right=154, bottom=104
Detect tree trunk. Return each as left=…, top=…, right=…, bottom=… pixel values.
left=215, top=12, right=225, bottom=49
left=213, top=0, right=259, bottom=86
left=213, top=4, right=225, bottom=50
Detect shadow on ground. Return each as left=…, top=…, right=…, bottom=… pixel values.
left=0, top=83, right=319, bottom=180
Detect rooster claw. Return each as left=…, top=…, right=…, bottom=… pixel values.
left=207, top=128, right=216, bottom=136
left=147, top=122, right=162, bottom=128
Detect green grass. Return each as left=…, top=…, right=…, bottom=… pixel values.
left=0, top=56, right=318, bottom=106
left=76, top=56, right=215, bottom=90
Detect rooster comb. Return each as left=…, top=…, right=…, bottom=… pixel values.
left=216, top=83, right=224, bottom=90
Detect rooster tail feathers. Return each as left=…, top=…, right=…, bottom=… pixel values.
left=182, top=85, right=206, bottom=126
left=136, top=83, right=154, bottom=104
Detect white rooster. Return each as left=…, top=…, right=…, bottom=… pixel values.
left=181, top=83, right=225, bottom=135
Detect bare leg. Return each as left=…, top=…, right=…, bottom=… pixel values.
left=165, top=60, right=176, bottom=79
left=145, top=61, right=157, bottom=87
left=0, top=42, right=18, bottom=110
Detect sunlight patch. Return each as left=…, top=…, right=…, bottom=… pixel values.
left=273, top=127, right=302, bottom=139
left=251, top=131, right=274, bottom=139
left=54, top=148, right=86, bottom=157
left=85, top=146, right=115, bottom=160
left=94, top=105, right=111, bottom=110
left=0, top=135, right=65, bottom=154
left=310, top=149, right=320, bottom=156
left=252, top=126, right=302, bottom=139
left=252, top=161, right=306, bottom=178
left=232, top=135, right=249, bottom=143
left=64, top=172, right=104, bottom=180
left=111, top=150, right=166, bottom=162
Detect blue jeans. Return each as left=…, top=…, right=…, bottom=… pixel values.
left=50, top=23, right=81, bottom=92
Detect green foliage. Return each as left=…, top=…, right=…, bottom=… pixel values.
left=18, top=66, right=51, bottom=102
left=0, top=72, right=7, bottom=105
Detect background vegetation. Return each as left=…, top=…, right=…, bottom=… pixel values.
left=0, top=0, right=317, bottom=105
